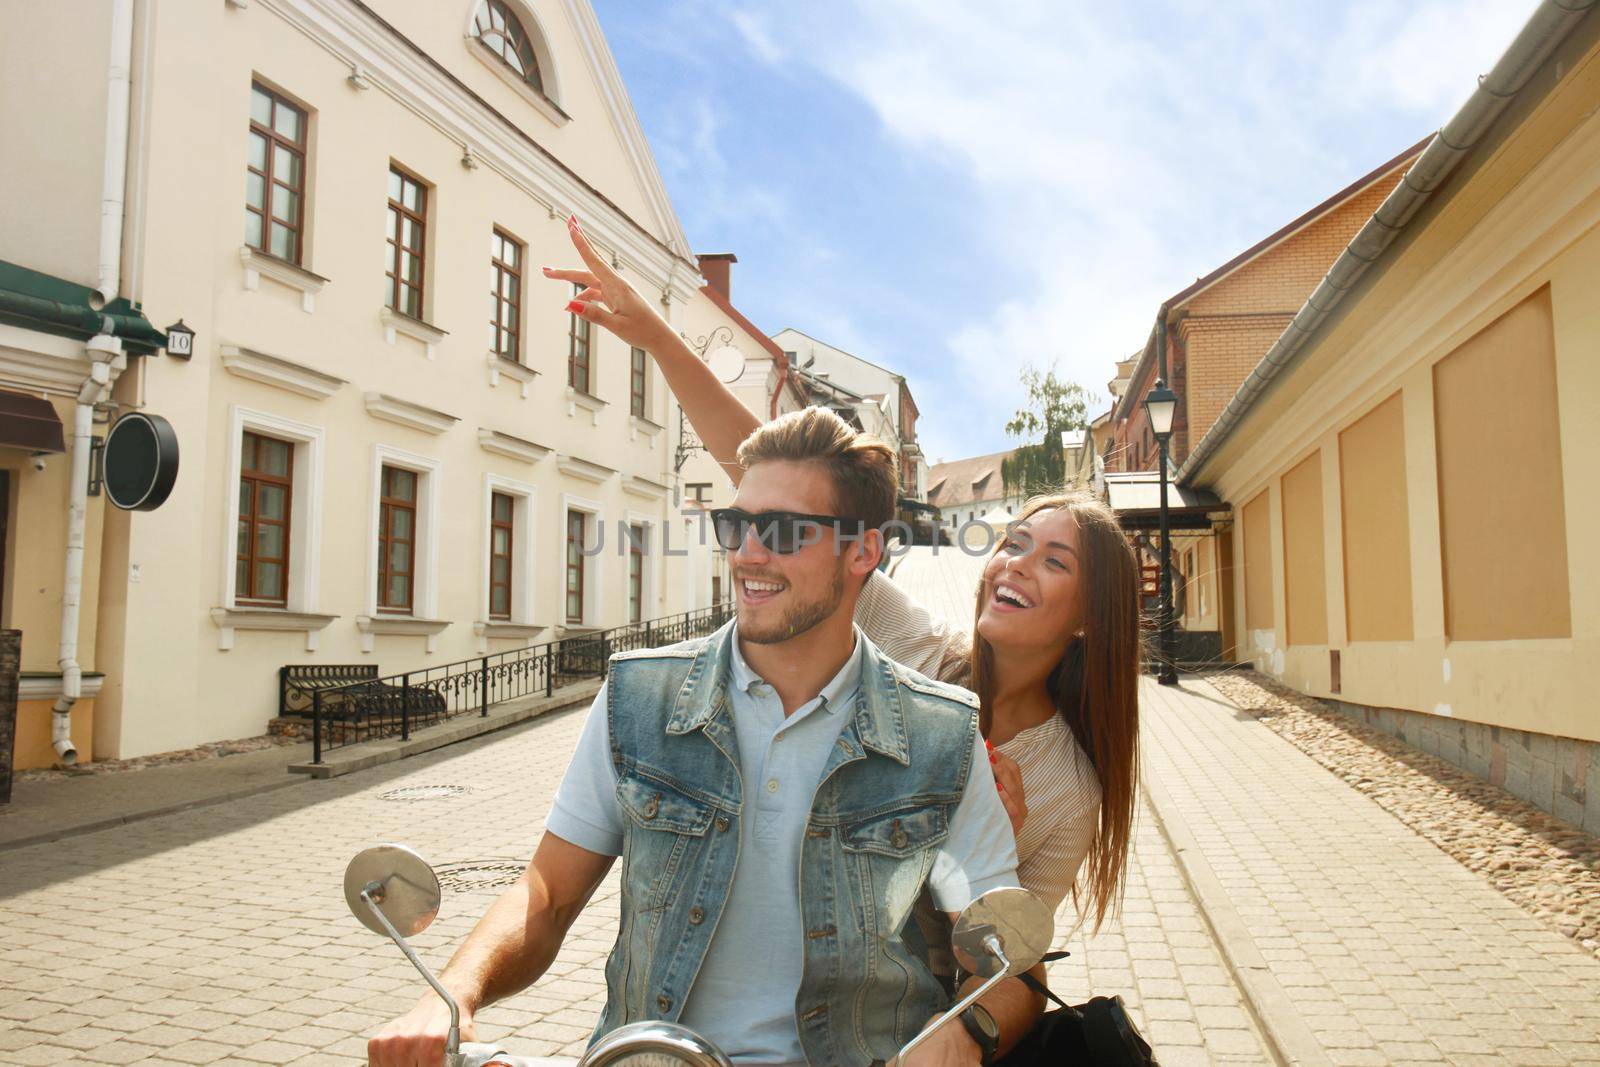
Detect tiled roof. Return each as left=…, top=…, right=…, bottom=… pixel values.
left=926, top=449, right=1015, bottom=508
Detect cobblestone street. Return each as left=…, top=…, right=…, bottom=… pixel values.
left=2, top=676, right=1599, bottom=1064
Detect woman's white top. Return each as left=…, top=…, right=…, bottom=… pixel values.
left=856, top=570, right=1101, bottom=917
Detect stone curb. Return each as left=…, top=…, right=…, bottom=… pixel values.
left=0, top=774, right=310, bottom=854
left=287, top=681, right=602, bottom=778
left=1143, top=770, right=1327, bottom=1067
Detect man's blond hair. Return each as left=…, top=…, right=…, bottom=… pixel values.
left=736, top=407, right=899, bottom=530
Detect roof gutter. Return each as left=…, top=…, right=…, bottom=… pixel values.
left=1178, top=0, right=1597, bottom=486
left=0, top=287, right=165, bottom=352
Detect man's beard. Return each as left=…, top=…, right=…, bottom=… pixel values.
left=736, top=563, right=846, bottom=645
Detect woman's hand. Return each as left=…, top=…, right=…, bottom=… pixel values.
left=542, top=216, right=675, bottom=354
left=991, top=747, right=1028, bottom=837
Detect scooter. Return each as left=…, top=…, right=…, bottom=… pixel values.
left=345, top=844, right=1054, bottom=1066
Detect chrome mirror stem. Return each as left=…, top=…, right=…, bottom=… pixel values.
left=896, top=933, right=1011, bottom=1063
left=360, top=884, right=465, bottom=1066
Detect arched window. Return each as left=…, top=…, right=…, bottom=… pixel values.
left=472, top=0, right=544, bottom=94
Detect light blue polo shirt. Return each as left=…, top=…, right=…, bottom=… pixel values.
left=546, top=629, right=1019, bottom=1066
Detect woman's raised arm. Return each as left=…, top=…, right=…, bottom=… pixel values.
left=543, top=216, right=760, bottom=488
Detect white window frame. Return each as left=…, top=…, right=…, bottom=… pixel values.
left=560, top=492, right=604, bottom=628
left=368, top=444, right=442, bottom=619
left=482, top=474, right=537, bottom=625
left=221, top=406, right=325, bottom=613
left=462, top=0, right=568, bottom=126
left=623, top=509, right=658, bottom=624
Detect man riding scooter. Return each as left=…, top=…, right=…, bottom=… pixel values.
left=369, top=408, right=1046, bottom=1066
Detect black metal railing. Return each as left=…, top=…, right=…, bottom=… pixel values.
left=306, top=602, right=732, bottom=763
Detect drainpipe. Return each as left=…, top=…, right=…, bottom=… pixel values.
left=54, top=336, right=126, bottom=763
left=55, top=0, right=136, bottom=762
left=771, top=351, right=788, bottom=419
left=89, top=0, right=135, bottom=310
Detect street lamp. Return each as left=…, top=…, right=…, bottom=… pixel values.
left=1144, top=379, right=1179, bottom=686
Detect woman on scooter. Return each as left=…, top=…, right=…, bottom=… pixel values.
left=544, top=217, right=1139, bottom=949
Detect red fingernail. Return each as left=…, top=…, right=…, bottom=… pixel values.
left=568, top=214, right=578, bottom=226
left=566, top=300, right=585, bottom=314
left=985, top=739, right=994, bottom=751
left=988, top=753, right=997, bottom=765
left=541, top=266, right=553, bottom=274
left=997, top=782, right=1006, bottom=792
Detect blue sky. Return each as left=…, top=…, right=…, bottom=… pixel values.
left=592, top=0, right=1531, bottom=464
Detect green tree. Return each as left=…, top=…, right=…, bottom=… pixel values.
left=1000, top=364, right=1091, bottom=500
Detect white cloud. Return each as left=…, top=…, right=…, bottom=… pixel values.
left=1335, top=0, right=1535, bottom=116
left=730, top=9, right=786, bottom=65
left=733, top=0, right=1533, bottom=461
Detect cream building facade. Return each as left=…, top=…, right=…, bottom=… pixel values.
left=1181, top=5, right=1600, bottom=831
left=0, top=0, right=767, bottom=766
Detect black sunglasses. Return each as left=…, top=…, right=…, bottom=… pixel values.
left=710, top=508, right=868, bottom=554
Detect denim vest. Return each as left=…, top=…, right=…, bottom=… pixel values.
left=596, top=620, right=980, bottom=1066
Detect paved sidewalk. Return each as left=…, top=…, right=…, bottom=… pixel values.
left=0, top=741, right=314, bottom=852
left=1052, top=799, right=1272, bottom=1065
left=1141, top=676, right=1600, bottom=1066
left=0, top=683, right=599, bottom=852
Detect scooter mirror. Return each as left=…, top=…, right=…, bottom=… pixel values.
left=344, top=844, right=443, bottom=938
left=950, top=886, right=1054, bottom=978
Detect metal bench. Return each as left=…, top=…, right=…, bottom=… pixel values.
left=279, top=664, right=447, bottom=728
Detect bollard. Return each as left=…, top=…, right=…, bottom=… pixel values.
left=312, top=690, right=323, bottom=765
left=401, top=674, right=411, bottom=742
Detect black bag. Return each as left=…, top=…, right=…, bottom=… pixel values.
left=997, top=952, right=1159, bottom=1066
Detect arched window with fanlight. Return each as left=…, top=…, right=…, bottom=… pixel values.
left=472, top=0, right=544, bottom=94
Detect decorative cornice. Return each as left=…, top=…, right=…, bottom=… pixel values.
left=557, top=454, right=615, bottom=484
left=629, top=414, right=664, bottom=444
left=473, top=620, right=546, bottom=654
left=364, top=391, right=458, bottom=435
left=355, top=614, right=451, bottom=654
left=487, top=352, right=539, bottom=396
left=622, top=475, right=668, bottom=500
left=19, top=672, right=106, bottom=702
left=210, top=607, right=338, bottom=652
left=380, top=307, right=448, bottom=359
left=566, top=385, right=607, bottom=425
left=477, top=427, right=551, bottom=463
left=0, top=325, right=91, bottom=397
left=256, top=0, right=699, bottom=305
left=239, top=246, right=329, bottom=313
left=220, top=345, right=346, bottom=400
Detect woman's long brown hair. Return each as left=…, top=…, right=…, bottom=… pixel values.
left=966, top=491, right=1141, bottom=930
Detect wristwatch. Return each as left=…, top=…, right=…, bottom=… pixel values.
left=959, top=1003, right=1000, bottom=1065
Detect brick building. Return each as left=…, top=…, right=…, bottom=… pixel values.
left=1107, top=138, right=1428, bottom=475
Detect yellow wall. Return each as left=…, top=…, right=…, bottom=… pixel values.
left=1200, top=39, right=1600, bottom=741
left=1178, top=534, right=1221, bottom=634
left=12, top=698, right=95, bottom=771
left=1280, top=452, right=1327, bottom=647
left=1241, top=491, right=1274, bottom=632
left=1339, top=393, right=1413, bottom=642
left=1, top=404, right=106, bottom=673
left=1434, top=286, right=1570, bottom=641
